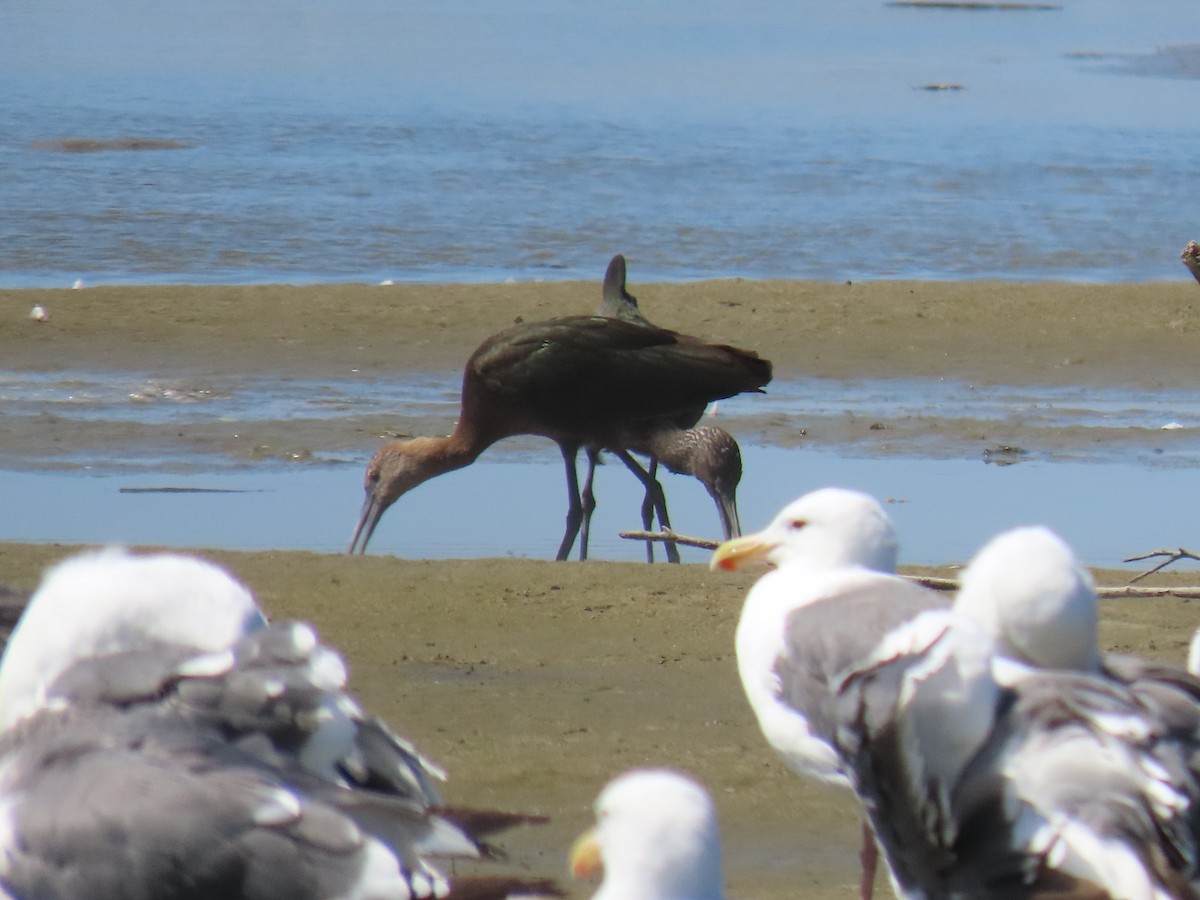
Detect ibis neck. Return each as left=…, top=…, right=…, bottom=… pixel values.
left=431, top=418, right=497, bottom=473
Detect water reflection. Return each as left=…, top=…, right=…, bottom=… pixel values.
left=3, top=446, right=1195, bottom=570
left=3, top=366, right=1198, bottom=567
left=5, top=370, right=1200, bottom=470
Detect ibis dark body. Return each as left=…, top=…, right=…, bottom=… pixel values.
left=349, top=313, right=771, bottom=558
left=468, top=316, right=762, bottom=441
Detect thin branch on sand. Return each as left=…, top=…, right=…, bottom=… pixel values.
left=1099, top=584, right=1200, bottom=600
left=1125, top=547, right=1200, bottom=584
left=622, top=530, right=1200, bottom=599
left=1182, top=241, right=1200, bottom=286
left=907, top=575, right=1200, bottom=599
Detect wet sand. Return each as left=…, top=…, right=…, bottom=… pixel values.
left=0, top=544, right=1197, bottom=898
left=2, top=278, right=1200, bottom=896
left=3, top=279, right=1200, bottom=389
left=5, top=278, right=1200, bottom=467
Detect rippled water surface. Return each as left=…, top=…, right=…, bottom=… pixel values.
left=5, top=1, right=1200, bottom=565
left=4, top=367, right=1200, bottom=567
left=4, top=0, right=1200, bottom=285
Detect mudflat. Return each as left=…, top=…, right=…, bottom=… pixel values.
left=2, top=277, right=1200, bottom=896
left=3, top=278, right=1199, bottom=387
left=0, top=545, right=1196, bottom=898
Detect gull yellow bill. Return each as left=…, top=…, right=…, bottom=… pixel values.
left=709, top=532, right=779, bottom=572
left=569, top=826, right=604, bottom=882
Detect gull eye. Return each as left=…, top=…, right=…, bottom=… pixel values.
left=789, top=518, right=808, bottom=530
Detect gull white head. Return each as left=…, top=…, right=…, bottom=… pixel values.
left=710, top=487, right=898, bottom=574
left=954, top=526, right=1099, bottom=671
left=0, top=548, right=267, bottom=729
left=571, top=769, right=723, bottom=900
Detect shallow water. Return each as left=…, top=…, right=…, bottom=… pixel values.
left=6, top=445, right=1199, bottom=570
left=6, top=1, right=1200, bottom=568
left=4, top=366, right=1200, bottom=568
left=4, top=0, right=1200, bottom=286
left=6, top=367, right=1200, bottom=465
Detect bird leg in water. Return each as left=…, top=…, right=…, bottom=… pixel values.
left=615, top=450, right=680, bottom=564
left=578, top=447, right=600, bottom=561
left=639, top=458, right=661, bottom=563
left=555, top=444, right=585, bottom=562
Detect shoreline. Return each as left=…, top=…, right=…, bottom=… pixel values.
left=4, top=277, right=1199, bottom=463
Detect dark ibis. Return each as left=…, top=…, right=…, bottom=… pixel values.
left=348, top=314, right=771, bottom=558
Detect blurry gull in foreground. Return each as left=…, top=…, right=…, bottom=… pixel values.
left=709, top=487, right=948, bottom=900
left=570, top=769, right=723, bottom=900
left=0, top=548, right=554, bottom=900
left=838, top=526, right=1200, bottom=898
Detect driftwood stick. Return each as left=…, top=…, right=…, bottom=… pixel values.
left=622, top=530, right=1200, bottom=599
left=887, top=576, right=1200, bottom=599
left=1124, top=547, right=1200, bottom=583
left=1098, top=585, right=1200, bottom=600
left=624, top=535, right=1200, bottom=600
left=1183, top=241, right=1200, bottom=286
left=619, top=529, right=720, bottom=551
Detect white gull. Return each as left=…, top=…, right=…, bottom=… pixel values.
left=837, top=526, right=1200, bottom=899
left=710, top=487, right=948, bottom=900
left=0, top=548, right=548, bottom=900
left=569, top=769, right=723, bottom=900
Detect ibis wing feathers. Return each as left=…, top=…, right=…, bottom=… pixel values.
left=467, top=316, right=770, bottom=434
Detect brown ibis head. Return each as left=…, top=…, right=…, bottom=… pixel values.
left=653, top=425, right=744, bottom=541
left=348, top=437, right=468, bottom=554
left=696, top=427, right=743, bottom=540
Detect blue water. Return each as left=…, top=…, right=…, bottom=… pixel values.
left=5, top=368, right=1200, bottom=470
left=6, top=1, right=1200, bottom=567
left=3, top=447, right=1195, bottom=569
left=4, top=367, right=1200, bottom=567
left=4, top=0, right=1200, bottom=286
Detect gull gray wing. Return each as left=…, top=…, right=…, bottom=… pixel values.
left=0, top=705, right=433, bottom=900
left=28, top=621, right=544, bottom=898
left=840, top=635, right=1200, bottom=899
left=48, top=620, right=446, bottom=806
left=775, top=575, right=949, bottom=747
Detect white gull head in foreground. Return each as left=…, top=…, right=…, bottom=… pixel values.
left=570, top=769, right=723, bottom=900
left=953, top=525, right=1100, bottom=672
left=710, top=486, right=898, bottom=574
left=0, top=548, right=550, bottom=900
left=710, top=488, right=947, bottom=900
left=0, top=547, right=267, bottom=730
